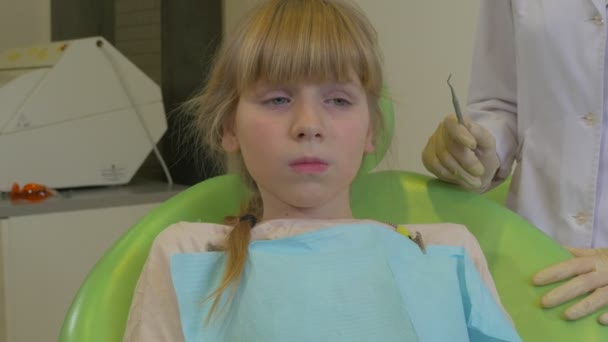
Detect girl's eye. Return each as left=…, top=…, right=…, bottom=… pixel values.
left=329, top=98, right=352, bottom=107
left=264, top=97, right=291, bottom=106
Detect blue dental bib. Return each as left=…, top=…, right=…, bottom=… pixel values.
left=170, top=223, right=521, bottom=342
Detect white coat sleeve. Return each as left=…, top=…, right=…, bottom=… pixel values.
left=467, top=0, right=519, bottom=182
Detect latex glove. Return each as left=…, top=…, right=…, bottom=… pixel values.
left=533, top=247, right=608, bottom=324
left=422, top=114, right=500, bottom=192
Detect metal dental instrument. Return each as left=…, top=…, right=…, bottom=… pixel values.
left=447, top=74, right=464, bottom=124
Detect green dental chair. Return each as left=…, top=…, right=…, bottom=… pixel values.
left=59, top=97, right=607, bottom=341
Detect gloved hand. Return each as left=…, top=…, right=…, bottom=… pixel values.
left=422, top=114, right=500, bottom=192
left=533, top=247, right=608, bottom=325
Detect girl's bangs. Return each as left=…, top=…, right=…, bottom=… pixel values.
left=234, top=0, right=382, bottom=92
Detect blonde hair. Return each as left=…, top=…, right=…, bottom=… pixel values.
left=189, top=0, right=384, bottom=320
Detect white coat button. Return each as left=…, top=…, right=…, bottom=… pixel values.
left=573, top=211, right=590, bottom=225
left=583, top=113, right=597, bottom=126
left=592, top=15, right=604, bottom=25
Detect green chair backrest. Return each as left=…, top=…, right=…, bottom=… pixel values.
left=483, top=177, right=512, bottom=206
left=60, top=171, right=608, bottom=342
left=358, top=88, right=395, bottom=176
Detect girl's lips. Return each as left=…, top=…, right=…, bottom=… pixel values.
left=289, top=157, right=329, bottom=173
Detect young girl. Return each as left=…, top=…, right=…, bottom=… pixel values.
left=124, top=0, right=521, bottom=341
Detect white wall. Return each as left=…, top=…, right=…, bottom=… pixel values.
left=223, top=0, right=480, bottom=174
left=0, top=0, right=50, bottom=51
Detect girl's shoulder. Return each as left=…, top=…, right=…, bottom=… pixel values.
left=151, top=221, right=232, bottom=254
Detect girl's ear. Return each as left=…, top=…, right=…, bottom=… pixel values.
left=222, top=117, right=240, bottom=152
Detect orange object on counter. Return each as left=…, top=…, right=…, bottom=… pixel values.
left=10, top=183, right=56, bottom=203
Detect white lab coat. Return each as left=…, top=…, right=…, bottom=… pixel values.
left=467, top=0, right=607, bottom=247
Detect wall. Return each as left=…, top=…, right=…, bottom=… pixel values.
left=0, top=0, right=50, bottom=51
left=223, top=0, right=480, bottom=174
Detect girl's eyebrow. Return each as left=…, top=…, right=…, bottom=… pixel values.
left=251, top=81, right=291, bottom=93
left=323, top=81, right=364, bottom=95
left=242, top=84, right=286, bottom=99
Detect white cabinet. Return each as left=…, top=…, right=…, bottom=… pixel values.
left=0, top=183, right=182, bottom=342
left=0, top=218, right=7, bottom=342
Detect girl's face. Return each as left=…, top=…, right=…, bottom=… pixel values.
left=222, top=76, right=375, bottom=220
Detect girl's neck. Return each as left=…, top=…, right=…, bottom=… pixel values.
left=260, top=193, right=353, bottom=221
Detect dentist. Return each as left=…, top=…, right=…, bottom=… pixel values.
left=422, top=0, right=608, bottom=324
